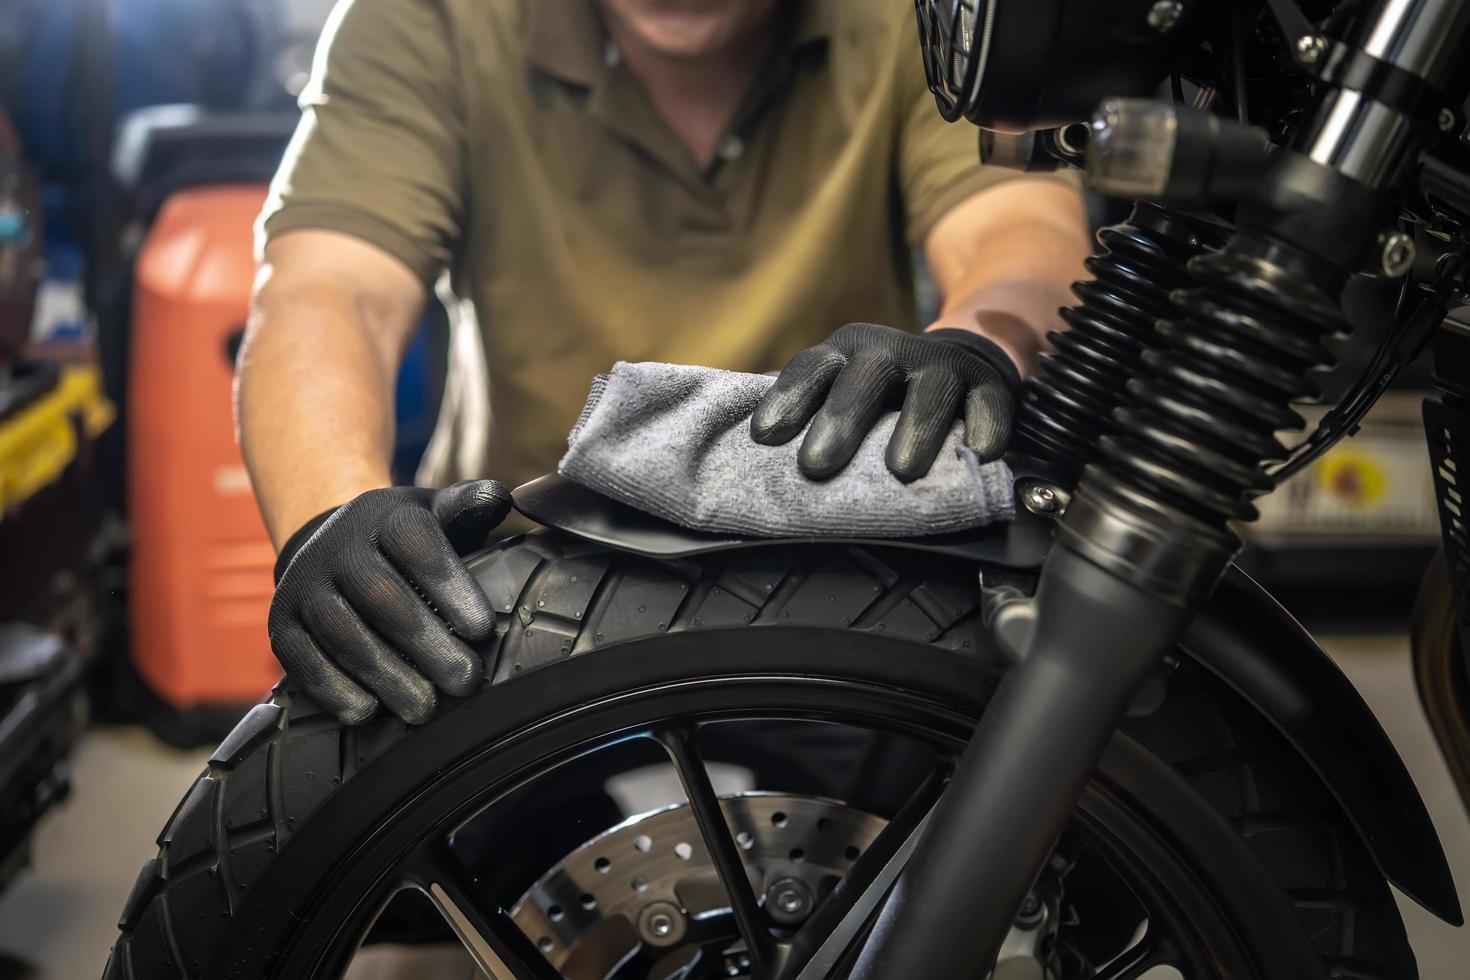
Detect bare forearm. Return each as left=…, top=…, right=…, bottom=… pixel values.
left=926, top=221, right=1086, bottom=374
left=237, top=280, right=402, bottom=548
left=924, top=180, right=1091, bottom=376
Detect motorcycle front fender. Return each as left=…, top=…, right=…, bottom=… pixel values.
left=1184, top=567, right=1462, bottom=926
left=513, top=473, right=1462, bottom=926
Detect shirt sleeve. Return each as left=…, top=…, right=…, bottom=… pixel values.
left=257, top=0, right=465, bottom=284
left=894, top=23, right=1080, bottom=246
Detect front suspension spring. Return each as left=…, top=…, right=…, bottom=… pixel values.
left=1015, top=204, right=1225, bottom=468
left=1092, top=242, right=1346, bottom=526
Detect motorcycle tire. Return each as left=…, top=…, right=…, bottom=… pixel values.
left=104, top=530, right=1417, bottom=979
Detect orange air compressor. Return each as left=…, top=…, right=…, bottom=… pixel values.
left=128, top=185, right=279, bottom=720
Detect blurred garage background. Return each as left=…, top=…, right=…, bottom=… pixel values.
left=0, top=0, right=1467, bottom=977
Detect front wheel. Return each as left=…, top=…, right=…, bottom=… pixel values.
left=106, top=531, right=1415, bottom=979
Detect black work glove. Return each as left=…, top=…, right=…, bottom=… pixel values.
left=268, top=479, right=513, bottom=726
left=750, top=323, right=1021, bottom=482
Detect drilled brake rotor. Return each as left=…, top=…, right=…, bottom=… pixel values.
left=511, top=793, right=886, bottom=978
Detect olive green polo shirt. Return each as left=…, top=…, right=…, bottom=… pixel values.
left=260, top=0, right=1022, bottom=492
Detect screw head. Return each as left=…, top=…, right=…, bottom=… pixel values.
left=1439, top=107, right=1458, bottom=133
left=1378, top=230, right=1415, bottom=278
left=1146, top=0, right=1184, bottom=32
left=1020, top=482, right=1064, bottom=516
left=1295, top=34, right=1326, bottom=64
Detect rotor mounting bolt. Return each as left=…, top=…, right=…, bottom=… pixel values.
left=1378, top=230, right=1416, bottom=278
left=1295, top=34, right=1326, bottom=64
left=764, top=876, right=815, bottom=926
left=1439, top=107, right=1458, bottom=133
left=637, top=900, right=687, bottom=947
left=1146, top=0, right=1184, bottom=32
left=1020, top=482, right=1065, bottom=517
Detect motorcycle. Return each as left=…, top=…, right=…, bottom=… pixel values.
left=105, top=0, right=1470, bottom=977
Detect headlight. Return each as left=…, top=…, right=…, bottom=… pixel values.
left=915, top=0, right=1231, bottom=133
left=916, top=0, right=996, bottom=122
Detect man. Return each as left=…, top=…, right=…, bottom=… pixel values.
left=243, top=0, right=1090, bottom=726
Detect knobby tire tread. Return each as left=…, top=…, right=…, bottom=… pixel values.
left=104, top=531, right=1416, bottom=979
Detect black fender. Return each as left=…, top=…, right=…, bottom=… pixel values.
left=1183, top=567, right=1462, bottom=926
left=512, top=474, right=1463, bottom=926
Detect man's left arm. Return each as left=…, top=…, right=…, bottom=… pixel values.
left=750, top=175, right=1091, bottom=481
left=922, top=177, right=1091, bottom=378
left=750, top=19, right=1092, bottom=481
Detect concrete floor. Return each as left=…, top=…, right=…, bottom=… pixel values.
left=0, top=634, right=1466, bottom=979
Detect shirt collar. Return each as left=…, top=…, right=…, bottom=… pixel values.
left=524, top=0, right=835, bottom=87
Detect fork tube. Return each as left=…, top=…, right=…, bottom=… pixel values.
left=856, top=0, right=1470, bottom=974
left=851, top=541, right=1204, bottom=978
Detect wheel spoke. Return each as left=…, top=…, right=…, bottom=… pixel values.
left=1091, top=925, right=1176, bottom=980
left=779, top=766, right=946, bottom=980
left=654, top=724, right=777, bottom=976
left=409, top=839, right=564, bottom=980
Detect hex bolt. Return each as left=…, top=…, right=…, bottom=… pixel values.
left=764, top=876, right=815, bottom=927
left=1020, top=482, right=1067, bottom=517
left=637, top=900, right=687, bottom=946
left=1147, top=0, right=1184, bottom=32
left=1295, top=34, right=1326, bottom=64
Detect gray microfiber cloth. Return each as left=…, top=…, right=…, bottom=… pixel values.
left=558, top=362, right=1015, bottom=537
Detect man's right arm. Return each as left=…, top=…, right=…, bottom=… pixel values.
left=238, top=229, right=424, bottom=548
left=241, top=0, right=514, bottom=726
left=245, top=0, right=470, bottom=542
left=241, top=230, right=512, bottom=727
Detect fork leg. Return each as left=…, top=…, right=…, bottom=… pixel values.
left=852, top=543, right=1198, bottom=978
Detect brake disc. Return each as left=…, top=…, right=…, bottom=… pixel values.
left=511, top=792, right=885, bottom=978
